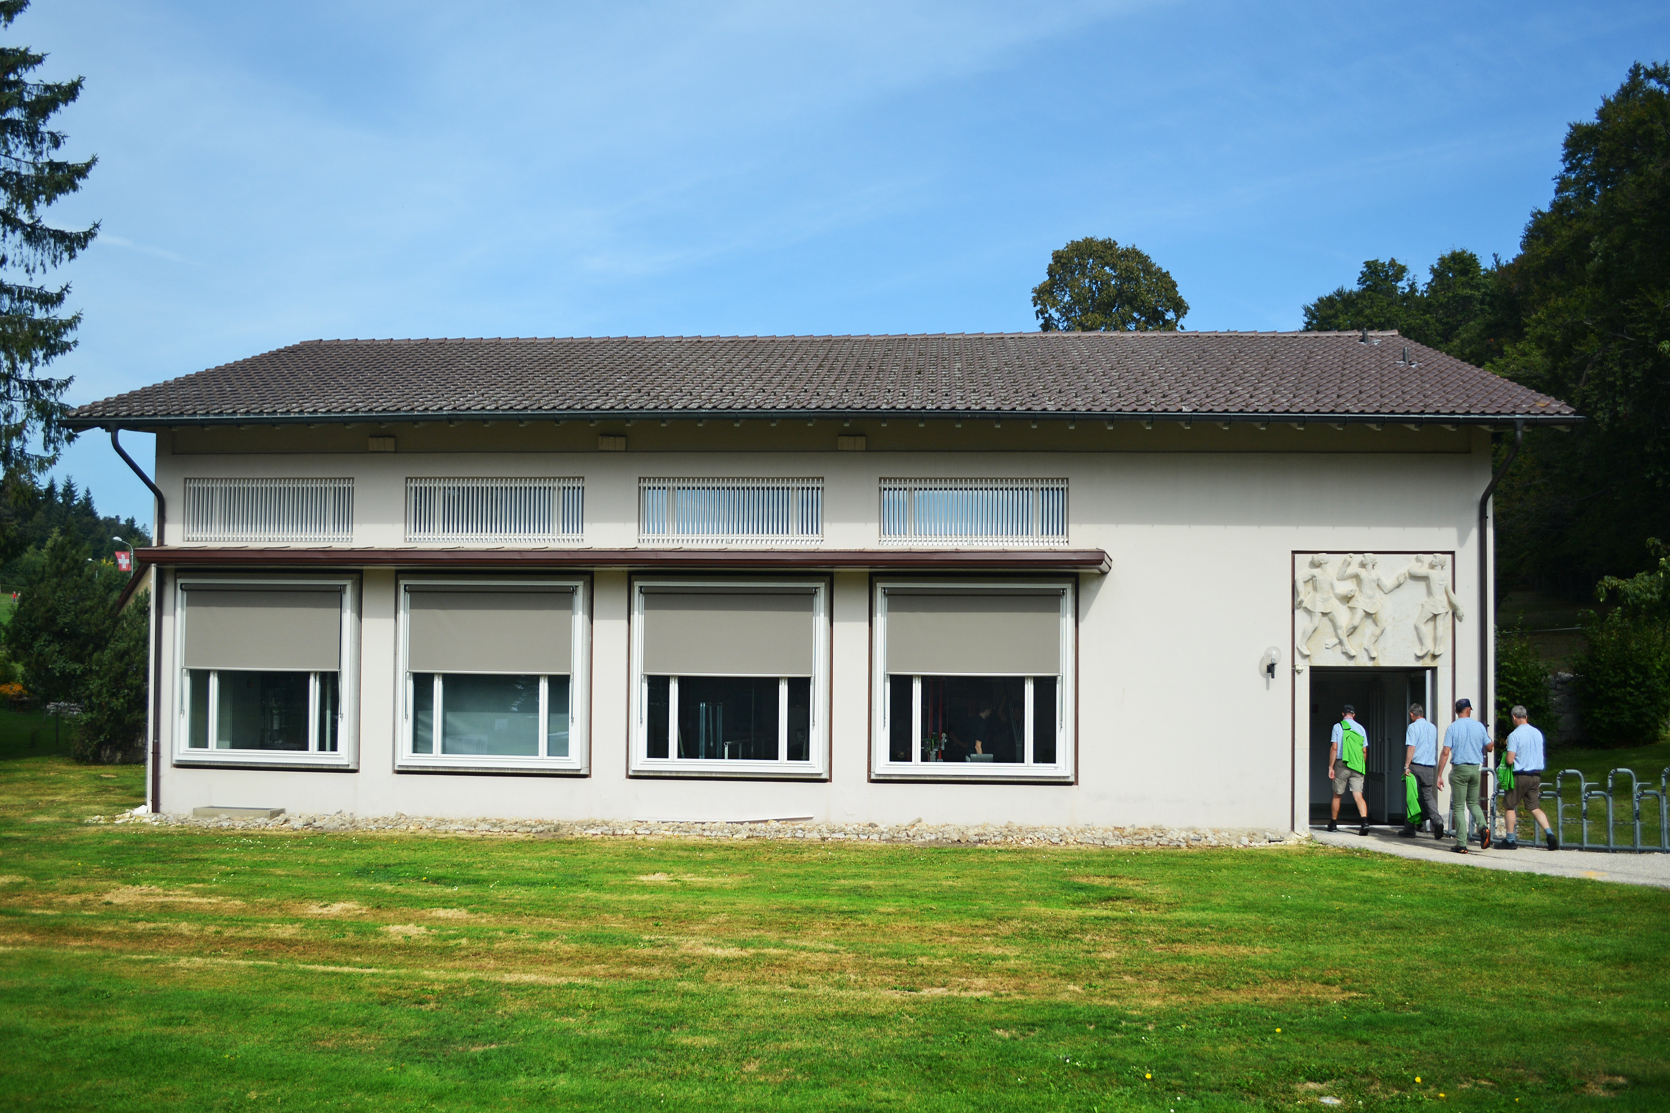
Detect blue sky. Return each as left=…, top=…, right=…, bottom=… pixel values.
left=16, top=0, right=1670, bottom=529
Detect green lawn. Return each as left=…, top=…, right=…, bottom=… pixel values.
left=1, top=737, right=1667, bottom=1109
left=1551, top=740, right=1670, bottom=788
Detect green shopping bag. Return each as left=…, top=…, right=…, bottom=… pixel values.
left=1404, top=773, right=1422, bottom=824
left=1340, top=719, right=1367, bottom=774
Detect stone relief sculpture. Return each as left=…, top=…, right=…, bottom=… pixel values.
left=1404, top=553, right=1465, bottom=664
left=1294, top=553, right=1355, bottom=660
left=1339, top=553, right=1400, bottom=661
left=1294, top=551, right=1462, bottom=669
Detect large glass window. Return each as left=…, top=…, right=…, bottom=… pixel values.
left=399, top=580, right=587, bottom=771
left=177, top=580, right=353, bottom=763
left=641, top=675, right=811, bottom=762
left=409, top=673, right=569, bottom=757
left=632, top=581, right=827, bottom=777
left=873, top=583, right=1072, bottom=779
left=885, top=675, right=1054, bottom=766
left=185, top=669, right=340, bottom=752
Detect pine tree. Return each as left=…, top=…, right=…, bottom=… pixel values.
left=0, top=0, right=97, bottom=492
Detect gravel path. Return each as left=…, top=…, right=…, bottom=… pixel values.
left=87, top=809, right=1303, bottom=850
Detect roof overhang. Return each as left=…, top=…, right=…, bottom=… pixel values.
left=122, top=546, right=1111, bottom=604
left=66, top=410, right=1583, bottom=431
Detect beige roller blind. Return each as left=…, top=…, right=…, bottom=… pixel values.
left=642, top=591, right=815, bottom=676
left=407, top=590, right=574, bottom=675
left=886, top=592, right=1062, bottom=676
left=183, top=588, right=343, bottom=671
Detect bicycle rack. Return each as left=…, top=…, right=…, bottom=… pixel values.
left=1541, top=766, right=1670, bottom=853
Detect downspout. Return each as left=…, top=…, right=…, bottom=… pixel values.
left=110, top=428, right=166, bottom=816
left=1477, top=420, right=1525, bottom=734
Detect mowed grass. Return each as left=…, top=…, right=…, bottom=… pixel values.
left=1, top=745, right=1667, bottom=1109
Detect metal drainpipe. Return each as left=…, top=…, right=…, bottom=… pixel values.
left=1477, top=419, right=1525, bottom=735
left=110, top=428, right=166, bottom=816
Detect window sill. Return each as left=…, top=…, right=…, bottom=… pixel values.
left=870, top=764, right=1073, bottom=784
left=630, top=759, right=827, bottom=781
left=175, top=751, right=357, bottom=772
left=396, top=756, right=588, bottom=776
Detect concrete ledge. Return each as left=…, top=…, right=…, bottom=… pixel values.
left=192, top=806, right=286, bottom=820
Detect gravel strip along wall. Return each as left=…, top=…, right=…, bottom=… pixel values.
left=86, top=811, right=1303, bottom=848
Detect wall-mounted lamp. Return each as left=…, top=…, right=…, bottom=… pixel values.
left=1259, top=646, right=1281, bottom=688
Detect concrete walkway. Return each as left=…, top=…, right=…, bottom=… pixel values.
left=1311, top=825, right=1670, bottom=889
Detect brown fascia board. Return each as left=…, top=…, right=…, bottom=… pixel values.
left=68, top=409, right=1581, bottom=430
left=130, top=545, right=1111, bottom=581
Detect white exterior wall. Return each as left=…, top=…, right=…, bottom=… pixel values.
left=146, top=431, right=1493, bottom=831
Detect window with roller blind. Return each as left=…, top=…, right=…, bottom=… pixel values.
left=175, top=578, right=358, bottom=767
left=397, top=579, right=590, bottom=773
left=630, top=579, right=828, bottom=778
left=871, top=580, right=1074, bottom=781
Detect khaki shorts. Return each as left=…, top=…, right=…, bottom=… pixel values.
left=1333, top=764, right=1365, bottom=794
left=1504, top=772, right=1543, bottom=810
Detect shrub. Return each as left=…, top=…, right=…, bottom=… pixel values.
left=1576, top=539, right=1670, bottom=748
left=1495, top=621, right=1553, bottom=739
left=69, top=591, right=149, bottom=764
left=1574, top=610, right=1670, bottom=748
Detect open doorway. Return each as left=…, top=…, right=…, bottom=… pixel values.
left=1308, top=667, right=1434, bottom=826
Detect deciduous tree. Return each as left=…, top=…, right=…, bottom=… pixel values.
left=1031, top=237, right=1188, bottom=332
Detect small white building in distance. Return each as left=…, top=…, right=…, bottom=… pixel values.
left=71, top=331, right=1575, bottom=831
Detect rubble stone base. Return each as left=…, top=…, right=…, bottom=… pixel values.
left=88, top=811, right=1305, bottom=849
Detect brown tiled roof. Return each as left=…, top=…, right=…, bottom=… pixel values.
left=67, top=331, right=1577, bottom=427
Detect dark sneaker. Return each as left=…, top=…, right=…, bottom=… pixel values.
left=1500, top=838, right=1518, bottom=850
left=1546, top=830, right=1559, bottom=851
left=1398, top=827, right=1418, bottom=838
left=1451, top=845, right=1469, bottom=854
left=1326, top=822, right=1337, bottom=832
left=1480, top=827, right=1492, bottom=850
left=1358, top=823, right=1370, bottom=836
left=1432, top=826, right=1445, bottom=842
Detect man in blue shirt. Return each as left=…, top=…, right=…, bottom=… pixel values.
left=1503, top=705, right=1558, bottom=851
left=1436, top=698, right=1494, bottom=853
left=1398, top=702, right=1443, bottom=841
left=1327, top=704, right=1371, bottom=836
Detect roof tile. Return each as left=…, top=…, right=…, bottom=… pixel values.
left=68, top=331, right=1576, bottom=424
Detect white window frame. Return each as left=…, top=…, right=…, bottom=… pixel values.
left=173, top=575, right=359, bottom=769
left=878, top=477, right=1068, bottom=546
left=182, top=477, right=354, bottom=543
left=404, top=476, right=585, bottom=545
left=870, top=579, right=1074, bottom=782
left=629, top=578, right=829, bottom=779
left=637, top=477, right=823, bottom=546
left=395, top=577, right=590, bottom=774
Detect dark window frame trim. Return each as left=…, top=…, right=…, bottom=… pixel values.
left=626, top=573, right=833, bottom=782
left=867, top=574, right=1079, bottom=785
left=393, top=573, right=593, bottom=776
left=171, top=573, right=360, bottom=771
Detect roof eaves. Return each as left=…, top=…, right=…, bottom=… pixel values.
left=63, top=408, right=1583, bottom=431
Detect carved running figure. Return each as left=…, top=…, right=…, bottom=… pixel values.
left=1295, top=553, right=1356, bottom=658
left=1405, top=554, right=1464, bottom=662
left=1340, top=553, right=1402, bottom=660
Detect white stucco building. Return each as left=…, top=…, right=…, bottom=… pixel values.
left=72, top=331, right=1576, bottom=831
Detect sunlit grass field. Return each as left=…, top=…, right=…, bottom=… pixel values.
left=1, top=720, right=1667, bottom=1110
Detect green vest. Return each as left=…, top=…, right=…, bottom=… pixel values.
left=1339, top=719, right=1367, bottom=774
left=1405, top=772, right=1422, bottom=823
